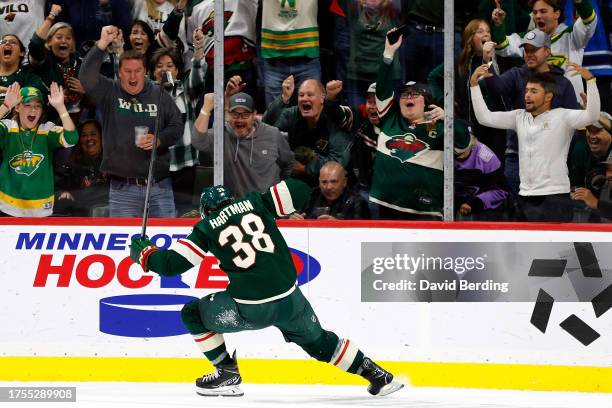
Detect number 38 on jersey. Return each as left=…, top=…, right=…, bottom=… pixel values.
left=218, top=213, right=275, bottom=269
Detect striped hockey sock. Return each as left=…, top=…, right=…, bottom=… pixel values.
left=330, top=338, right=364, bottom=374
left=192, top=331, right=233, bottom=366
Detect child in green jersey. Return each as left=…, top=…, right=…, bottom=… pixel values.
left=0, top=82, right=78, bottom=216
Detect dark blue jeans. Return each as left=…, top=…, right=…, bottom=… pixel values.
left=504, top=153, right=520, bottom=196
left=109, top=177, right=176, bottom=218
left=263, top=57, right=321, bottom=106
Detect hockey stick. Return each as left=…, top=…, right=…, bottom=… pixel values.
left=140, top=71, right=174, bottom=238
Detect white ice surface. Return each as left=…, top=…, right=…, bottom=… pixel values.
left=1, top=382, right=610, bottom=408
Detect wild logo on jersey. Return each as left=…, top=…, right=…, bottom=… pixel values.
left=201, top=10, right=234, bottom=37
left=9, top=151, right=44, bottom=176
left=548, top=54, right=568, bottom=68
left=0, top=3, right=29, bottom=19
left=385, top=133, right=429, bottom=163
left=278, top=0, right=297, bottom=18
left=117, top=98, right=158, bottom=117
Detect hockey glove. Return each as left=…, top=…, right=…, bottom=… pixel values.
left=129, top=237, right=159, bottom=272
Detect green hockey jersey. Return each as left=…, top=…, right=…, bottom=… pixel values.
left=147, top=179, right=311, bottom=303
left=370, top=61, right=471, bottom=217
left=0, top=119, right=78, bottom=217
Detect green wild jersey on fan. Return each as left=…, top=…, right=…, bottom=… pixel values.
left=0, top=119, right=78, bottom=217
left=147, top=179, right=311, bottom=303
left=371, top=60, right=471, bottom=217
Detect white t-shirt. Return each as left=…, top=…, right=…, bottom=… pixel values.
left=0, top=0, right=45, bottom=45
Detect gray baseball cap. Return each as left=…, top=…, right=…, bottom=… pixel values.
left=520, top=29, right=551, bottom=48
left=367, top=83, right=377, bottom=93
left=228, top=92, right=254, bottom=112
left=591, top=112, right=612, bottom=130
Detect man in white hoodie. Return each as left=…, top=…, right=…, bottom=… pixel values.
left=470, top=62, right=599, bottom=222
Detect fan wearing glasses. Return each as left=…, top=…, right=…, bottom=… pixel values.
left=368, top=27, right=472, bottom=220
left=0, top=34, right=46, bottom=106
left=193, top=75, right=294, bottom=198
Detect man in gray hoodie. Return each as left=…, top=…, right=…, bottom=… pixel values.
left=79, top=25, right=184, bottom=218
left=192, top=89, right=294, bottom=197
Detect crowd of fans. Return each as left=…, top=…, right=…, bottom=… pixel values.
left=1, top=0, right=612, bottom=222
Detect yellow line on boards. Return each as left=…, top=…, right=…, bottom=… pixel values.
left=1, top=357, right=611, bottom=393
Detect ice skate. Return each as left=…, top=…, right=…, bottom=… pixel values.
left=195, top=352, right=243, bottom=397
left=359, top=357, right=404, bottom=396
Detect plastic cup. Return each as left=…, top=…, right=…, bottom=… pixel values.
left=135, top=126, right=148, bottom=146
left=312, top=206, right=331, bottom=218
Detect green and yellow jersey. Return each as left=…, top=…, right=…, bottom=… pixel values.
left=0, top=119, right=78, bottom=217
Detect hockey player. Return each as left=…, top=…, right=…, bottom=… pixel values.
left=129, top=179, right=404, bottom=397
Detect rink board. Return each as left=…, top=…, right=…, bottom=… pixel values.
left=1, top=218, right=612, bottom=392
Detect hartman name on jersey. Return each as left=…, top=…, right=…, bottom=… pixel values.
left=208, top=200, right=255, bottom=229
